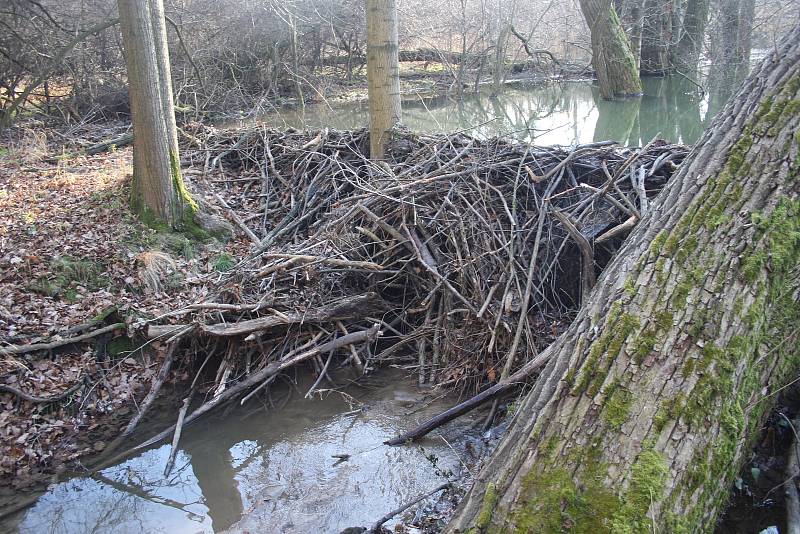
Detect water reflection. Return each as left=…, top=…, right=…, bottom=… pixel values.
left=246, top=76, right=714, bottom=146
left=7, top=371, right=479, bottom=534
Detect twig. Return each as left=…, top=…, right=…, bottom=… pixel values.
left=368, top=482, right=450, bottom=533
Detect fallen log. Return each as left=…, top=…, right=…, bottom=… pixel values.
left=384, top=349, right=551, bottom=445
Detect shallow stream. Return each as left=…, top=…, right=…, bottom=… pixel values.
left=3, top=370, right=487, bottom=534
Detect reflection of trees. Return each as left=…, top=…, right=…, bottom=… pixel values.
left=592, top=76, right=707, bottom=146
left=18, top=478, right=161, bottom=534
left=184, top=439, right=244, bottom=532
left=593, top=88, right=641, bottom=145
left=253, top=78, right=709, bottom=146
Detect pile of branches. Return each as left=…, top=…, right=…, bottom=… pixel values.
left=151, top=127, right=687, bottom=401
left=0, top=126, right=689, bottom=476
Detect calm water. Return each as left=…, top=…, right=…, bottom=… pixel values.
left=3, top=370, right=484, bottom=534
left=243, top=76, right=713, bottom=146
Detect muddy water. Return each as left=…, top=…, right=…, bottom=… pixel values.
left=5, top=370, right=487, bottom=534
left=232, top=75, right=713, bottom=146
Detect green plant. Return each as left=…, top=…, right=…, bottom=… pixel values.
left=213, top=253, right=235, bottom=272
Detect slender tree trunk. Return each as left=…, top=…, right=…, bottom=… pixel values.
left=118, top=0, right=197, bottom=230
left=671, top=0, right=709, bottom=75
left=735, top=0, right=756, bottom=79
left=365, top=0, right=401, bottom=159
left=580, top=0, right=644, bottom=99
left=447, top=23, right=800, bottom=533
left=626, top=0, right=644, bottom=71
left=289, top=13, right=305, bottom=108
left=491, top=14, right=510, bottom=97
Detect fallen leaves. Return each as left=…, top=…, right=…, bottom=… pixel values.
left=0, top=124, right=249, bottom=490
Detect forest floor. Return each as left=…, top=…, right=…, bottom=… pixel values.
left=0, top=125, right=249, bottom=494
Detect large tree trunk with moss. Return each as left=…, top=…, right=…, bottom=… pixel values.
left=118, top=0, right=197, bottom=229
left=671, top=0, right=709, bottom=75
left=365, top=0, right=401, bottom=159
left=447, top=24, right=800, bottom=533
left=580, top=0, right=644, bottom=99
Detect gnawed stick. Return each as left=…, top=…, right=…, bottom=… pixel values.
left=163, top=351, right=216, bottom=475
left=163, top=394, right=191, bottom=477
left=552, top=209, right=596, bottom=300
left=786, top=415, right=800, bottom=534
left=0, top=322, right=126, bottom=356
left=212, top=191, right=261, bottom=245
left=367, top=482, right=450, bottom=533
left=92, top=325, right=381, bottom=472
left=384, top=349, right=551, bottom=446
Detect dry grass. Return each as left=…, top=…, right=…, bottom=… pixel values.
left=136, top=251, right=177, bottom=294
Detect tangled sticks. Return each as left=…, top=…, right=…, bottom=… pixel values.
left=125, top=126, right=688, bottom=456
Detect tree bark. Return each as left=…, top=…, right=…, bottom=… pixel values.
left=580, top=0, right=644, bottom=99
left=365, top=0, right=401, bottom=159
left=640, top=0, right=673, bottom=74
left=118, top=0, right=197, bottom=230
left=447, top=23, right=800, bottom=533
left=671, top=0, right=709, bottom=75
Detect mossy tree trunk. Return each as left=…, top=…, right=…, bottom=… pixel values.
left=118, top=0, right=197, bottom=230
left=365, top=0, right=401, bottom=159
left=447, top=24, right=800, bottom=533
left=579, top=0, right=643, bottom=99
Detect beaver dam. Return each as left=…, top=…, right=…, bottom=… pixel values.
left=1, top=126, right=688, bottom=531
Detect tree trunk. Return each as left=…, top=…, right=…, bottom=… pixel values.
left=289, top=13, right=305, bottom=109
left=640, top=0, right=673, bottom=74
left=365, top=0, right=401, bottom=160
left=447, top=23, right=800, bottom=533
left=625, top=0, right=644, bottom=71
left=671, top=0, right=709, bottom=75
left=118, top=0, right=197, bottom=230
left=580, top=0, right=644, bottom=99
left=707, top=0, right=754, bottom=117
left=735, top=0, right=756, bottom=80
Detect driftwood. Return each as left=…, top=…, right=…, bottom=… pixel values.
left=787, top=415, right=800, bottom=534
left=385, top=350, right=551, bottom=445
